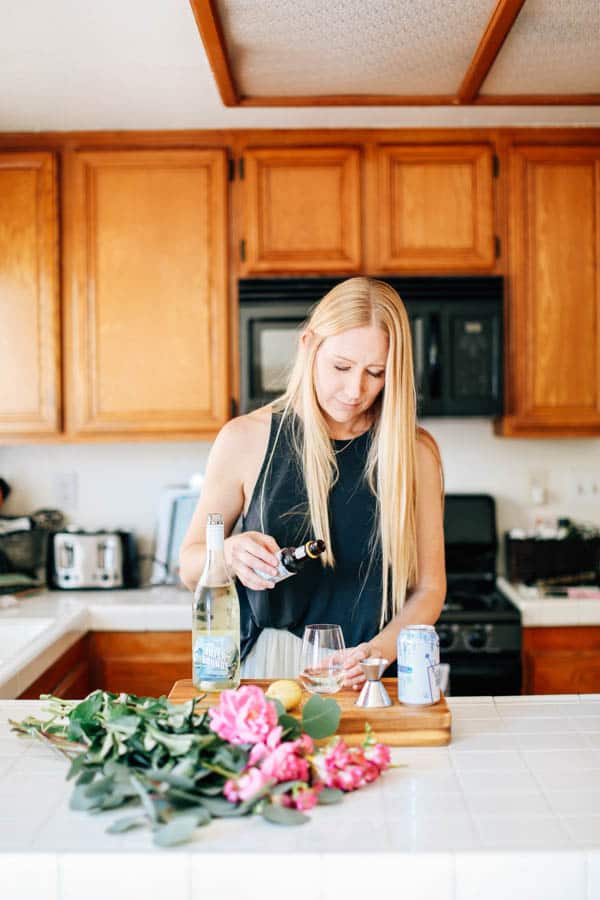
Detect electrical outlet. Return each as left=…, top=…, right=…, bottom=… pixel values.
left=568, top=467, right=600, bottom=501
left=54, top=471, right=79, bottom=511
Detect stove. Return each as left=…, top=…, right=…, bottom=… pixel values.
left=436, top=495, right=522, bottom=696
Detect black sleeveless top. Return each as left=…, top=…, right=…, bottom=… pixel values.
left=239, top=411, right=385, bottom=661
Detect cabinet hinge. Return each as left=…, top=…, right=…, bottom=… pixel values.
left=238, top=157, right=245, bottom=180
left=494, top=235, right=501, bottom=258
left=240, top=238, right=246, bottom=262
left=493, top=154, right=500, bottom=178
left=228, top=158, right=235, bottom=181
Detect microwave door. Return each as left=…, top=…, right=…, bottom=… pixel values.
left=252, top=320, right=300, bottom=401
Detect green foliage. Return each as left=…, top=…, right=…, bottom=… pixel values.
left=301, top=694, right=341, bottom=739
left=9, top=688, right=344, bottom=846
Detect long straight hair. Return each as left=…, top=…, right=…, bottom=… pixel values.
left=264, top=277, right=438, bottom=628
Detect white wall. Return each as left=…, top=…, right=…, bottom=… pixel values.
left=1, top=422, right=599, bottom=582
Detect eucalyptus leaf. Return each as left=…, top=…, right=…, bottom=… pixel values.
left=198, top=795, right=247, bottom=818
left=270, top=698, right=286, bottom=718
left=278, top=714, right=302, bottom=740
left=106, top=815, right=147, bottom=834
left=83, top=774, right=115, bottom=798
left=262, top=804, right=309, bottom=826
left=270, top=780, right=305, bottom=796
left=69, top=691, right=103, bottom=724
left=301, top=695, right=341, bottom=740
left=130, top=775, right=158, bottom=823
left=70, top=784, right=104, bottom=811
left=317, top=787, right=344, bottom=805
left=153, top=814, right=199, bottom=847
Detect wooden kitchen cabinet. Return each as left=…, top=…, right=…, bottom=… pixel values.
left=499, top=145, right=600, bottom=436
left=369, top=144, right=496, bottom=273
left=239, top=146, right=362, bottom=275
left=89, top=632, right=190, bottom=697
left=0, top=151, right=61, bottom=436
left=18, top=636, right=91, bottom=699
left=522, top=627, right=600, bottom=694
left=64, top=148, right=230, bottom=438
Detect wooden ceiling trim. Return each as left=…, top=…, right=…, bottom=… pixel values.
left=457, top=0, right=527, bottom=104
left=238, top=94, right=600, bottom=108
left=474, top=94, right=600, bottom=105
left=238, top=94, right=458, bottom=107
left=189, top=0, right=239, bottom=107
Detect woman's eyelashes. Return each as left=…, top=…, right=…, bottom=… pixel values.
left=333, top=365, right=384, bottom=378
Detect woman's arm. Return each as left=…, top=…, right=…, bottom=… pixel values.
left=179, top=416, right=280, bottom=591
left=343, top=434, right=446, bottom=686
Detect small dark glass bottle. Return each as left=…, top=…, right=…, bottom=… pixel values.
left=254, top=539, right=326, bottom=583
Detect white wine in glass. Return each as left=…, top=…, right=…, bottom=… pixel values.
left=299, top=624, right=346, bottom=694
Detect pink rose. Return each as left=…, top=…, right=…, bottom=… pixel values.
left=208, top=685, right=279, bottom=745
left=224, top=766, right=270, bottom=804
left=260, top=742, right=309, bottom=783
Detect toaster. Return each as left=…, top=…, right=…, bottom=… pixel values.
left=47, top=530, right=139, bottom=589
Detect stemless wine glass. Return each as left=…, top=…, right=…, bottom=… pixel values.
left=299, top=624, right=346, bottom=694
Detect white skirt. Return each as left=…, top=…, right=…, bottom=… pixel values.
left=240, top=628, right=303, bottom=679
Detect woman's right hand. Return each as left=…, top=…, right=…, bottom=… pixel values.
left=225, top=531, right=281, bottom=590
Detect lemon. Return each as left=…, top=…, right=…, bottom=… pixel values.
left=265, top=679, right=302, bottom=711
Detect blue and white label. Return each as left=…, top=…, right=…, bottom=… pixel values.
left=193, top=635, right=239, bottom=682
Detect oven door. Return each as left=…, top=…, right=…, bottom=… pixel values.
left=442, top=651, right=522, bottom=696
left=239, top=302, right=312, bottom=412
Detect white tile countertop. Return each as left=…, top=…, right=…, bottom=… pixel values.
left=498, top=578, right=600, bottom=628
left=1, top=695, right=600, bottom=899
left=0, top=586, right=189, bottom=698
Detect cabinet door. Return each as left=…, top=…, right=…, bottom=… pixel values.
left=0, top=152, right=60, bottom=436
left=372, top=144, right=495, bottom=272
left=242, top=146, right=362, bottom=274
left=65, top=149, right=229, bottom=437
left=18, top=637, right=90, bottom=699
left=501, top=146, right=600, bottom=436
left=522, top=627, right=600, bottom=694
left=90, top=632, right=190, bottom=697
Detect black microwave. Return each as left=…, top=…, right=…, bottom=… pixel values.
left=239, top=276, right=503, bottom=417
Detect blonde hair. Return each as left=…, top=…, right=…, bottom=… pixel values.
left=262, top=276, right=441, bottom=629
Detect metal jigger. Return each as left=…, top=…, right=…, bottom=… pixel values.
left=355, top=658, right=392, bottom=708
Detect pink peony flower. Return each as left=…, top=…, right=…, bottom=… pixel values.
left=223, top=778, right=240, bottom=803
left=311, top=736, right=389, bottom=792
left=247, top=724, right=283, bottom=767
left=365, top=743, right=391, bottom=770
left=208, top=685, right=280, bottom=746
left=292, top=785, right=319, bottom=811
left=260, top=741, right=309, bottom=783
left=223, top=766, right=270, bottom=804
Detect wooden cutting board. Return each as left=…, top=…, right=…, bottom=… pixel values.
left=168, top=678, right=451, bottom=747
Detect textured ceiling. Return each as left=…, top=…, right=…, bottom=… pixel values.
left=220, top=0, right=499, bottom=95
left=482, top=0, right=600, bottom=94
left=217, top=0, right=600, bottom=99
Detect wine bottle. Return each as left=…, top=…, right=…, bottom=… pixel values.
left=192, top=513, right=240, bottom=691
left=253, top=539, right=326, bottom=584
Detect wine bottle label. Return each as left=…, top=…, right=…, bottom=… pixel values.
left=193, top=635, right=239, bottom=681
left=253, top=556, right=295, bottom=584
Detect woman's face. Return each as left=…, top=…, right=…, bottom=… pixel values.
left=312, top=325, right=389, bottom=432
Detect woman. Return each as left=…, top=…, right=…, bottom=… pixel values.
left=180, top=277, right=446, bottom=690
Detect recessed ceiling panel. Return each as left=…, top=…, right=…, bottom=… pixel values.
left=482, top=0, right=600, bottom=94
left=218, top=0, right=499, bottom=96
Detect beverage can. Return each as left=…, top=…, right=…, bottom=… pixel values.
left=397, top=625, right=441, bottom=705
